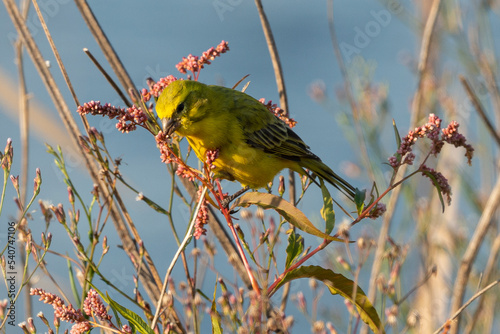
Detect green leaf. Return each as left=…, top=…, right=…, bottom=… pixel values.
left=285, top=230, right=304, bottom=269
left=232, top=192, right=345, bottom=242
left=211, top=298, right=223, bottom=334
left=390, top=119, right=403, bottom=168
left=320, top=180, right=335, bottom=234
left=421, top=170, right=445, bottom=212
left=392, top=119, right=402, bottom=149
left=67, top=260, right=81, bottom=307
left=270, top=266, right=385, bottom=334
left=107, top=292, right=155, bottom=334
left=211, top=279, right=223, bottom=334
left=235, top=226, right=257, bottom=263
left=355, top=188, right=366, bottom=215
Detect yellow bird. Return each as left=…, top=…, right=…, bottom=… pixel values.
left=156, top=80, right=357, bottom=200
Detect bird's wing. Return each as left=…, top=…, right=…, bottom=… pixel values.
left=214, top=85, right=319, bottom=162
left=243, top=111, right=319, bottom=162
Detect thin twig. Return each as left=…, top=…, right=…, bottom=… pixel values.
left=464, top=231, right=500, bottom=333
left=215, top=180, right=261, bottom=294
left=14, top=0, right=32, bottom=320
left=73, top=0, right=138, bottom=99
left=459, top=75, right=500, bottom=146
left=31, top=0, right=80, bottom=107
left=396, top=265, right=437, bottom=306
left=254, top=0, right=288, bottom=113
left=15, top=0, right=30, bottom=205
left=254, top=0, right=295, bottom=311
left=83, top=48, right=131, bottom=107
left=151, top=186, right=208, bottom=329
left=449, top=176, right=500, bottom=332
left=412, top=0, right=442, bottom=118
left=177, top=174, right=252, bottom=289
left=433, top=279, right=500, bottom=334
left=3, top=0, right=82, bottom=152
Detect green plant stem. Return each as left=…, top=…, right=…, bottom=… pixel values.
left=0, top=167, right=8, bottom=218
left=151, top=186, right=208, bottom=329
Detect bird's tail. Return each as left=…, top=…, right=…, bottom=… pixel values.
left=300, top=159, right=357, bottom=201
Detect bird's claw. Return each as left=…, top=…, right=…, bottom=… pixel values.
left=220, top=197, right=232, bottom=210
left=219, top=186, right=250, bottom=211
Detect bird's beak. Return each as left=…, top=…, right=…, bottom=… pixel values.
left=162, top=118, right=180, bottom=136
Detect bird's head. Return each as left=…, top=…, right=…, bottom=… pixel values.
left=156, top=80, right=209, bottom=137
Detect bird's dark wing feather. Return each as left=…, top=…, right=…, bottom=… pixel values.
left=245, top=117, right=319, bottom=162
left=218, top=87, right=319, bottom=161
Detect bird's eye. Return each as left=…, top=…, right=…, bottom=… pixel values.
left=175, top=102, right=184, bottom=114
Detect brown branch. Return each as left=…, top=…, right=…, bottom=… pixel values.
left=14, top=0, right=32, bottom=319
left=254, top=0, right=289, bottom=113
left=31, top=0, right=80, bottom=107
left=73, top=0, right=137, bottom=98
left=464, top=232, right=500, bottom=333
left=435, top=279, right=500, bottom=334
left=83, top=48, right=132, bottom=107
left=411, top=0, right=442, bottom=118
left=460, top=75, right=500, bottom=146
left=449, top=176, right=500, bottom=332
left=254, top=0, right=296, bottom=311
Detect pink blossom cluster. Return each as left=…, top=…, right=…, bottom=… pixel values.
left=156, top=131, right=201, bottom=181
left=441, top=121, right=474, bottom=165
left=155, top=131, right=175, bottom=164
left=142, top=75, right=178, bottom=102
left=421, top=165, right=452, bottom=205
left=176, top=40, right=229, bottom=79
left=83, top=289, right=112, bottom=321
left=1, top=138, right=13, bottom=171
left=77, top=101, right=125, bottom=119
left=194, top=185, right=209, bottom=239
left=116, top=105, right=148, bottom=133
left=77, top=101, right=149, bottom=133
left=30, top=288, right=91, bottom=334
left=369, top=203, right=387, bottom=219
left=30, top=288, right=125, bottom=334
left=389, top=114, right=474, bottom=168
left=259, top=98, right=297, bottom=128
left=205, top=149, right=219, bottom=170
left=175, top=164, right=197, bottom=181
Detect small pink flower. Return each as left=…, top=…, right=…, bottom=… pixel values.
left=421, top=165, right=452, bottom=205
left=441, top=121, right=474, bottom=165
left=142, top=75, right=179, bottom=102
left=176, top=164, right=197, bottom=181
left=205, top=149, right=219, bottom=170
left=369, top=203, right=387, bottom=219
left=70, top=321, right=92, bottom=334
left=175, top=41, right=229, bottom=80
left=193, top=185, right=209, bottom=239
left=389, top=114, right=474, bottom=169
left=259, top=98, right=296, bottom=128
left=83, top=289, right=112, bottom=322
